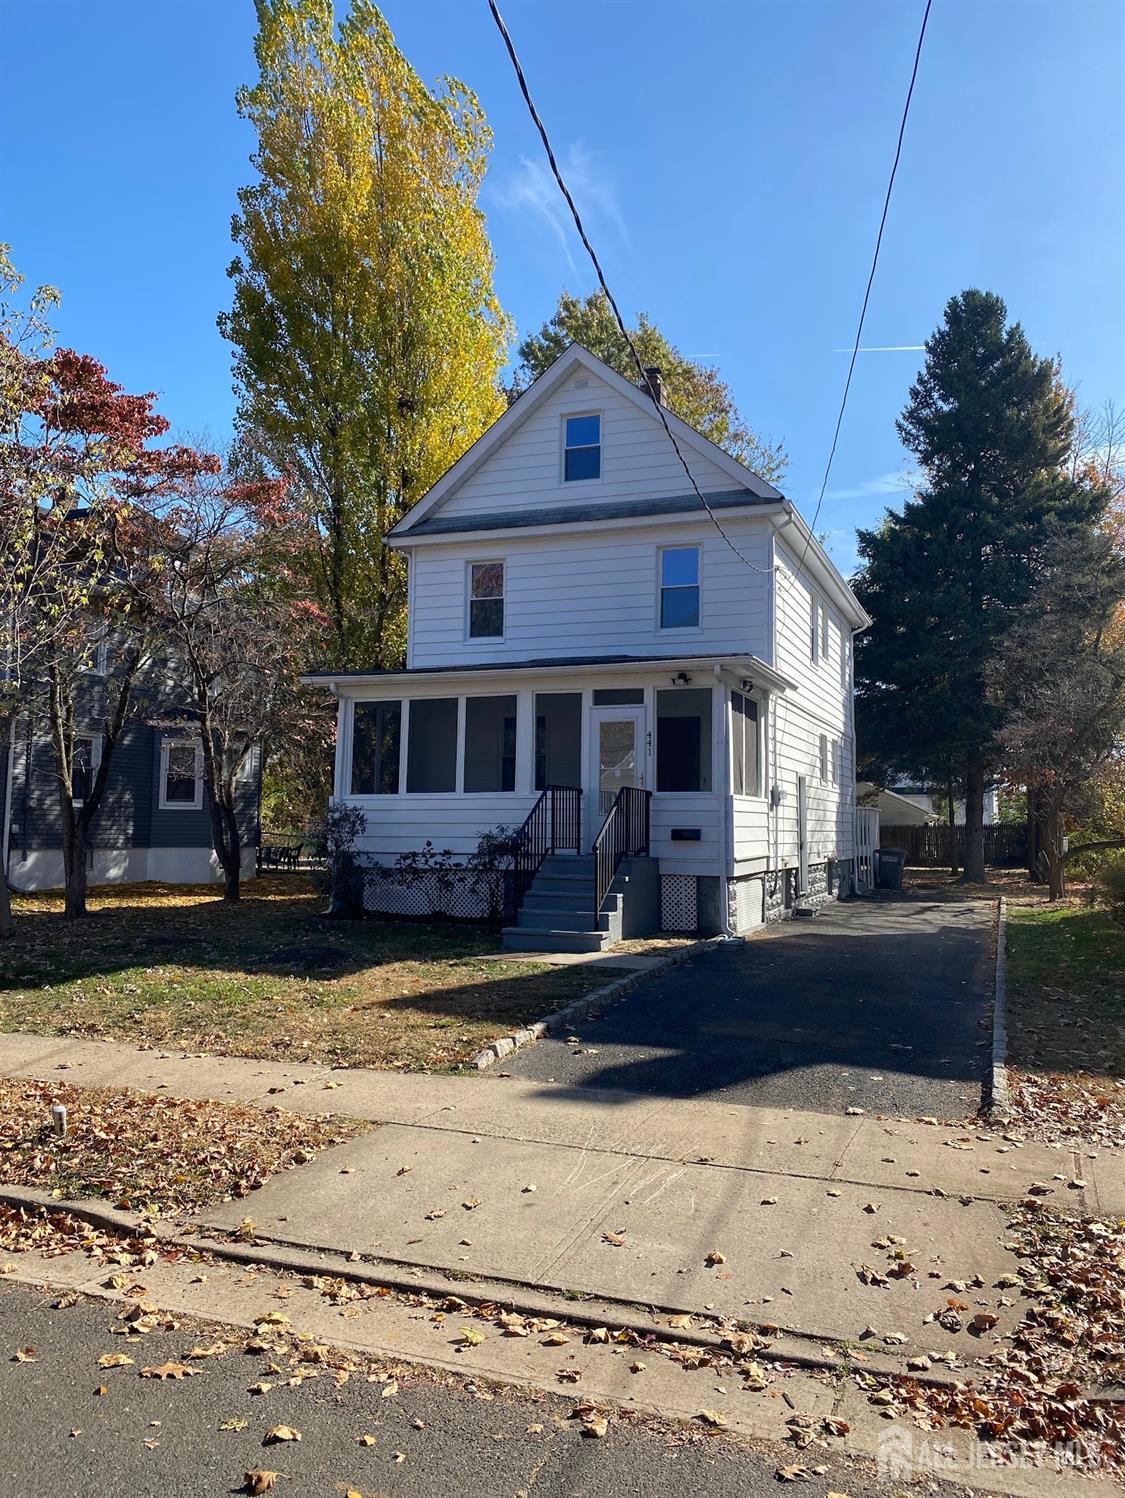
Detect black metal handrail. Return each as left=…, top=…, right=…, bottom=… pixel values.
left=511, top=784, right=582, bottom=909
left=592, top=786, right=651, bottom=916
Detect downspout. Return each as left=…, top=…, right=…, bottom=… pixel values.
left=715, top=665, right=738, bottom=941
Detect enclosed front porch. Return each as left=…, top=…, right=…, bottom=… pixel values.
left=328, top=653, right=789, bottom=939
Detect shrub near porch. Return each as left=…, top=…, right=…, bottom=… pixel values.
left=0, top=878, right=613, bottom=1071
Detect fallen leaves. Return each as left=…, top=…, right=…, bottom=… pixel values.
left=96, top=1352, right=134, bottom=1368
left=10, top=1347, right=36, bottom=1363
left=601, top=1230, right=626, bottom=1247
left=140, top=1362, right=198, bottom=1380
left=0, top=1077, right=362, bottom=1215
left=704, top=1249, right=726, bottom=1265
left=697, top=1408, right=727, bottom=1427
left=243, top=1472, right=282, bottom=1495
left=263, top=1425, right=301, bottom=1444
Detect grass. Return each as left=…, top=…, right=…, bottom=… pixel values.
left=0, top=877, right=618, bottom=1072
left=0, top=1075, right=363, bottom=1214
left=1005, top=899, right=1124, bottom=1088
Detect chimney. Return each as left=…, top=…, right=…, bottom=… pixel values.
left=642, top=366, right=664, bottom=405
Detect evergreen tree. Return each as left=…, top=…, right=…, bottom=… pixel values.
left=515, top=290, right=785, bottom=481
left=854, top=290, right=1100, bottom=881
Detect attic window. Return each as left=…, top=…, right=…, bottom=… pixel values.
left=563, top=414, right=601, bottom=482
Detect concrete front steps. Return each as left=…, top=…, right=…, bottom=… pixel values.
left=502, top=854, right=621, bottom=954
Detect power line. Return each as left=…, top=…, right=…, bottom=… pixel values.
left=792, top=0, right=933, bottom=587
left=485, top=0, right=771, bottom=575
left=487, top=0, right=932, bottom=599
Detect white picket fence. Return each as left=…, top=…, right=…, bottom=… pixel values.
left=855, top=806, right=879, bottom=892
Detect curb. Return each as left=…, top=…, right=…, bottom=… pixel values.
left=988, top=896, right=1011, bottom=1120
left=0, top=1182, right=964, bottom=1392
left=469, top=937, right=720, bottom=1070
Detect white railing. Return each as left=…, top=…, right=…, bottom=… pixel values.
left=855, top=806, right=879, bottom=892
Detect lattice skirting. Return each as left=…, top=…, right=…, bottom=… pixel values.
left=360, top=866, right=506, bottom=922
left=660, top=874, right=698, bottom=932
left=732, top=875, right=764, bottom=932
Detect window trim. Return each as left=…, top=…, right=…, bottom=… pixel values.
left=71, top=732, right=103, bottom=808
left=465, top=559, right=506, bottom=642
left=158, top=736, right=204, bottom=811
left=657, top=543, right=702, bottom=632
left=561, top=410, right=603, bottom=485
left=818, top=732, right=829, bottom=783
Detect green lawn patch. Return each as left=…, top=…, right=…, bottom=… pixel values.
left=0, top=877, right=614, bottom=1071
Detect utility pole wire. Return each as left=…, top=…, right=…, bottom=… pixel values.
left=486, top=0, right=770, bottom=575
left=793, top=0, right=933, bottom=588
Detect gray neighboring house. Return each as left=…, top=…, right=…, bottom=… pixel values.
left=1, top=682, right=262, bottom=892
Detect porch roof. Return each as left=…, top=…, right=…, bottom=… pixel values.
left=302, top=652, right=795, bottom=695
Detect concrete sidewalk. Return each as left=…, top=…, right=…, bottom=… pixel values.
left=2, top=1028, right=1121, bottom=1363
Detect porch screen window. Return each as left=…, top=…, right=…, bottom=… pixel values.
left=563, top=414, right=601, bottom=482
left=468, top=562, right=504, bottom=638
left=464, top=695, right=517, bottom=792
left=534, top=692, right=581, bottom=790
left=731, top=692, right=760, bottom=796
left=351, top=701, right=401, bottom=795
left=656, top=688, right=712, bottom=792
left=659, top=547, right=700, bottom=629
left=406, top=698, right=458, bottom=792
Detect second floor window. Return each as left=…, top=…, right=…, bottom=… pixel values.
left=468, top=561, right=504, bottom=638
left=563, top=413, right=601, bottom=481
left=660, top=546, right=700, bottom=628
left=160, top=737, right=204, bottom=810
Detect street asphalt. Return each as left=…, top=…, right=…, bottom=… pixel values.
left=504, top=895, right=993, bottom=1118
left=0, top=1282, right=978, bottom=1498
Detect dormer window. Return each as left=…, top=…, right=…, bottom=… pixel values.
left=563, top=413, right=601, bottom=482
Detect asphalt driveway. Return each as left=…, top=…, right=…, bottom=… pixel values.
left=503, top=895, right=995, bottom=1119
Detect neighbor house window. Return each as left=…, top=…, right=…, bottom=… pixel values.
left=563, top=413, right=601, bottom=482
left=659, top=546, right=700, bottom=629
left=731, top=692, right=761, bottom=797
left=159, top=737, right=203, bottom=810
left=351, top=700, right=401, bottom=795
left=534, top=692, right=582, bottom=791
left=463, top=695, right=517, bottom=792
left=468, top=561, right=504, bottom=639
left=819, top=733, right=829, bottom=782
left=821, top=602, right=830, bottom=662
left=656, top=687, right=712, bottom=792
left=406, top=698, right=458, bottom=792
left=831, top=738, right=841, bottom=786
left=840, top=628, right=849, bottom=688
left=72, top=734, right=102, bottom=807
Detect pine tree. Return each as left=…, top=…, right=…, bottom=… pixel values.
left=854, top=290, right=1100, bottom=881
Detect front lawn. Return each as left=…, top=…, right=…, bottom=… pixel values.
left=0, top=878, right=614, bottom=1072
left=1005, top=898, right=1124, bottom=1143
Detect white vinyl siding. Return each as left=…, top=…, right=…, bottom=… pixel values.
left=438, top=369, right=737, bottom=519
left=409, top=516, right=772, bottom=667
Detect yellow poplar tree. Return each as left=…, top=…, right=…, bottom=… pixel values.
left=221, top=0, right=512, bottom=666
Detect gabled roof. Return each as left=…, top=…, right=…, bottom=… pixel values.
left=387, top=343, right=784, bottom=540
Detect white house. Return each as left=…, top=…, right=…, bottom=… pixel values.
left=305, top=344, right=871, bottom=949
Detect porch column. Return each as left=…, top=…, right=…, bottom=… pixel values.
left=514, top=688, right=534, bottom=794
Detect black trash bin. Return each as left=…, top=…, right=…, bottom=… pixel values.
left=877, top=848, right=906, bottom=890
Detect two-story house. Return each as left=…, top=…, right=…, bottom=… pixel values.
left=305, top=344, right=870, bottom=949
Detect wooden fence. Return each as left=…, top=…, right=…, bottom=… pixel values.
left=855, top=806, right=879, bottom=891
left=879, top=822, right=1027, bottom=868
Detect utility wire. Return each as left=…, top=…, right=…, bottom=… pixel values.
left=487, top=0, right=931, bottom=597
left=486, top=0, right=771, bottom=575
left=791, top=0, right=932, bottom=587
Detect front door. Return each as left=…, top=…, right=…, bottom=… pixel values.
left=797, top=774, right=809, bottom=894
left=587, top=707, right=646, bottom=846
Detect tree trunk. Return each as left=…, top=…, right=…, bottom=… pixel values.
left=222, top=802, right=242, bottom=902
left=1040, top=801, right=1066, bottom=901
left=962, top=759, right=986, bottom=883
left=946, top=775, right=958, bottom=876
left=0, top=874, right=13, bottom=939
left=62, top=829, right=88, bottom=919
left=1026, top=788, right=1044, bottom=883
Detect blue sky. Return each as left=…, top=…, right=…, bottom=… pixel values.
left=2, top=0, right=1122, bottom=577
